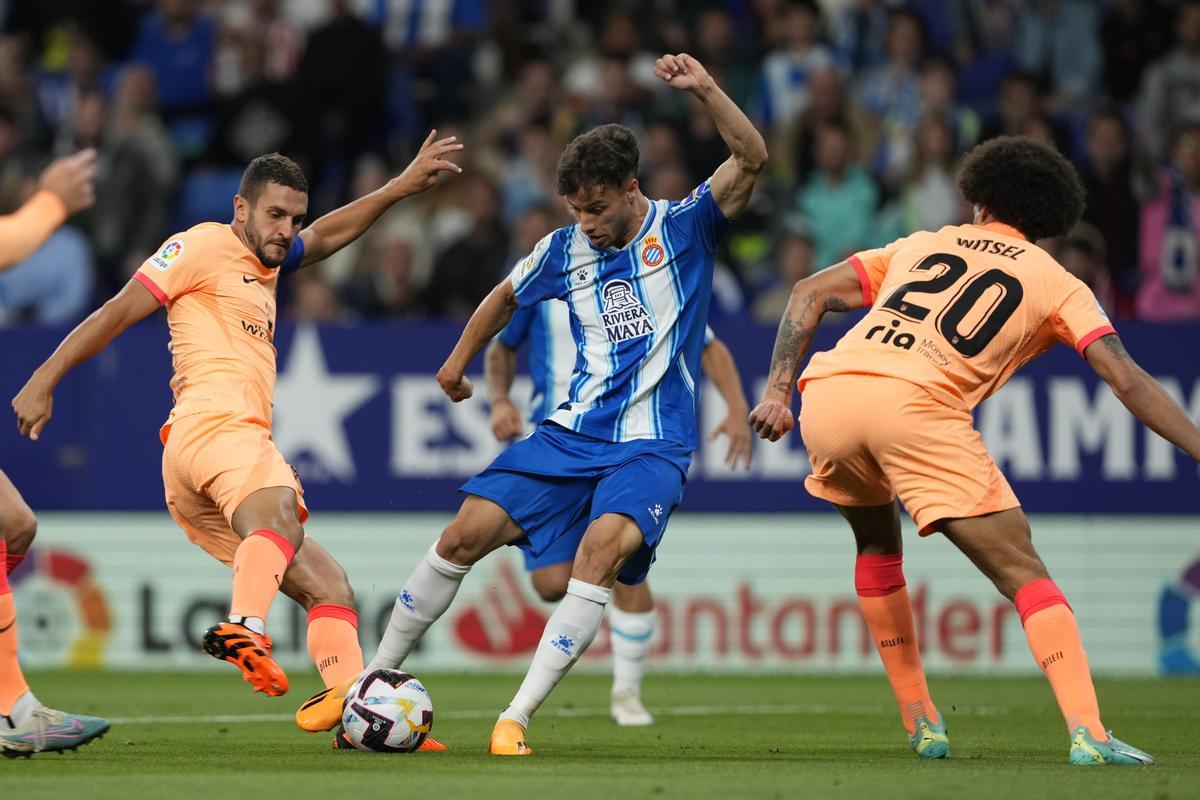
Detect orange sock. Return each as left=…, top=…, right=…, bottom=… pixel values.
left=856, top=553, right=938, bottom=734
left=1, top=540, right=30, bottom=716
left=1016, top=579, right=1105, bottom=739
left=307, top=605, right=363, bottom=687
left=229, top=530, right=295, bottom=627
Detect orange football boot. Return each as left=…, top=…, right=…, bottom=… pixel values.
left=202, top=622, right=288, bottom=696
left=296, top=675, right=357, bottom=732
left=488, top=719, right=533, bottom=756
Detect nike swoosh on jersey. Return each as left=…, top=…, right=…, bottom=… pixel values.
left=243, top=276, right=258, bottom=283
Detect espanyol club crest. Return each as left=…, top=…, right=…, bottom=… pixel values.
left=640, top=235, right=665, bottom=269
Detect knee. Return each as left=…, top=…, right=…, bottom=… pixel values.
left=311, top=566, right=356, bottom=609
left=574, top=533, right=625, bottom=586
left=436, top=522, right=489, bottom=566
left=0, top=503, right=37, bottom=554
left=531, top=572, right=568, bottom=603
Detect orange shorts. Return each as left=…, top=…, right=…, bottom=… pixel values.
left=161, top=411, right=308, bottom=566
left=799, top=375, right=1019, bottom=535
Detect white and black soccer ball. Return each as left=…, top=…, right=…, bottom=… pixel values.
left=341, top=669, right=434, bottom=753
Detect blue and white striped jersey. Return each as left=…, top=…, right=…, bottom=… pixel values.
left=507, top=181, right=729, bottom=449
left=499, top=300, right=715, bottom=429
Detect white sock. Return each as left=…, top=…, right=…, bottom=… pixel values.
left=227, top=615, right=265, bottom=634
left=3, top=690, right=39, bottom=727
left=500, top=578, right=610, bottom=728
left=610, top=606, right=655, bottom=696
left=368, top=542, right=470, bottom=670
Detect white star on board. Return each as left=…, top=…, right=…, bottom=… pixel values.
left=273, top=325, right=380, bottom=482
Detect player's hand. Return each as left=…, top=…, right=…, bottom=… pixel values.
left=391, top=130, right=464, bottom=197
left=709, top=408, right=752, bottom=470
left=491, top=399, right=524, bottom=441
left=653, top=53, right=712, bottom=94
left=38, top=148, right=97, bottom=215
left=437, top=366, right=473, bottom=402
left=12, top=377, right=54, bottom=441
left=748, top=398, right=795, bottom=443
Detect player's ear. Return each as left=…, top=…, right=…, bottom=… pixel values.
left=626, top=177, right=639, bottom=201
left=233, top=194, right=250, bottom=224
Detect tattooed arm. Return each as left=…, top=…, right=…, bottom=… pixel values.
left=1085, top=334, right=1200, bottom=460
left=749, top=262, right=865, bottom=442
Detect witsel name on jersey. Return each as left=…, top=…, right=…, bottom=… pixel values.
left=601, top=280, right=656, bottom=343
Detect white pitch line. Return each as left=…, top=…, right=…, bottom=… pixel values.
left=107, top=703, right=987, bottom=726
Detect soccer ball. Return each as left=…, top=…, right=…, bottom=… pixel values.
left=341, top=669, right=434, bottom=753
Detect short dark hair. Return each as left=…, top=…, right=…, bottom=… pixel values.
left=238, top=153, right=308, bottom=203
left=957, top=136, right=1084, bottom=241
left=555, top=124, right=639, bottom=195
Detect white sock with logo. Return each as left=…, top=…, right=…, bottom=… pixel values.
left=499, top=578, right=610, bottom=728
left=368, top=542, right=470, bottom=670
left=610, top=607, right=656, bottom=696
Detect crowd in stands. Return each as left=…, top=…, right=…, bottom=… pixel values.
left=0, top=0, right=1198, bottom=327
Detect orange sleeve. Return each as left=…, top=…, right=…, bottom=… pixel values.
left=135, top=233, right=207, bottom=305
left=0, top=190, right=68, bottom=270
left=846, top=236, right=909, bottom=306
left=1051, top=274, right=1116, bottom=356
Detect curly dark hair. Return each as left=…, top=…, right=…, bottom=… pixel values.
left=555, top=124, right=640, bottom=195
left=238, top=153, right=309, bottom=203
left=957, top=136, right=1084, bottom=241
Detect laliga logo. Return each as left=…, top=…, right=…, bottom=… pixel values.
left=10, top=548, right=112, bottom=667
left=151, top=239, right=185, bottom=271
left=640, top=235, right=665, bottom=269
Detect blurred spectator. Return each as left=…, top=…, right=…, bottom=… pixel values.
left=948, top=0, right=1018, bottom=116
left=777, top=66, right=870, bottom=185
left=298, top=0, right=386, bottom=199
left=52, top=67, right=178, bottom=290
left=895, top=114, right=968, bottom=235
left=795, top=120, right=880, bottom=269
left=982, top=71, right=1041, bottom=141
left=214, top=0, right=303, bottom=93
left=1079, top=107, right=1140, bottom=316
left=1012, top=0, right=1101, bottom=111
left=34, top=25, right=116, bottom=135
left=1101, top=0, right=1173, bottom=104
left=130, top=1, right=216, bottom=120
left=207, top=32, right=304, bottom=167
left=693, top=8, right=757, bottom=108
left=830, top=0, right=889, bottom=74
left=287, top=269, right=345, bottom=323
left=345, top=236, right=426, bottom=319
left=1138, top=0, right=1200, bottom=161
left=752, top=231, right=813, bottom=324
left=755, top=0, right=834, bottom=134
left=1136, top=124, right=1200, bottom=321
left=918, top=56, right=980, bottom=153
left=857, top=9, right=926, bottom=183
left=423, top=176, right=508, bottom=319
left=0, top=172, right=93, bottom=325
left=1055, top=223, right=1115, bottom=317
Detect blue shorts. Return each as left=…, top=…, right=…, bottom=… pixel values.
left=461, top=423, right=691, bottom=585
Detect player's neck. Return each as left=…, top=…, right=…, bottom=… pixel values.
left=615, top=194, right=651, bottom=249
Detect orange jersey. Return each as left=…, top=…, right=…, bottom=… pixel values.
left=134, top=223, right=293, bottom=438
left=799, top=221, right=1115, bottom=411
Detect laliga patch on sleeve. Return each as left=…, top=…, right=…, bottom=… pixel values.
left=150, top=239, right=185, bottom=271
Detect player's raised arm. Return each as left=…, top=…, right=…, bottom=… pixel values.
left=749, top=261, right=865, bottom=442
left=701, top=335, right=752, bottom=469
left=0, top=149, right=96, bottom=271
left=654, top=53, right=766, bottom=219
left=437, top=279, right=520, bottom=403
left=13, top=278, right=161, bottom=440
left=1085, top=334, right=1200, bottom=462
left=297, top=130, right=463, bottom=267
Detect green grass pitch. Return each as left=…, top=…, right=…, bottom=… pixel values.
left=4, top=671, right=1198, bottom=799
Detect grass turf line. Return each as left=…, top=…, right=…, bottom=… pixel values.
left=3, top=671, right=1197, bottom=799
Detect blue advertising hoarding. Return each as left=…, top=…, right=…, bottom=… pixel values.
left=1, top=317, right=1197, bottom=513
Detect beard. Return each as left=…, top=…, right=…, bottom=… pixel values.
left=245, top=222, right=288, bottom=267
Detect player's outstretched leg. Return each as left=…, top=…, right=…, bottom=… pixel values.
left=610, top=580, right=655, bottom=727
left=941, top=509, right=1154, bottom=766
left=839, top=502, right=947, bottom=758
left=204, top=487, right=303, bottom=697
left=296, top=496, right=520, bottom=732
left=0, top=505, right=109, bottom=758
left=491, top=514, right=642, bottom=756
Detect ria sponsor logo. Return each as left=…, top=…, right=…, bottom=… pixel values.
left=864, top=319, right=915, bottom=350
